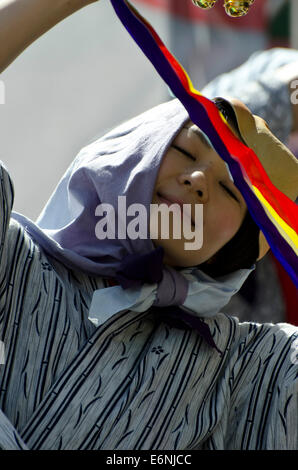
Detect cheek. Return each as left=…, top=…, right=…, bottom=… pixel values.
left=154, top=149, right=182, bottom=188
left=155, top=152, right=172, bottom=182
left=205, top=202, right=242, bottom=247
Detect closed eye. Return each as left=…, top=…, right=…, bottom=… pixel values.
left=172, top=144, right=196, bottom=161
left=220, top=182, right=239, bottom=203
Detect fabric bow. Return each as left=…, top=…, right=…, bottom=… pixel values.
left=115, top=246, right=164, bottom=288
left=89, top=247, right=254, bottom=353
left=114, top=247, right=220, bottom=350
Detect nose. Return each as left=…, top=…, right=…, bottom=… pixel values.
left=178, top=170, right=209, bottom=203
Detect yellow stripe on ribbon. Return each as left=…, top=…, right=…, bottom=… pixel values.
left=252, top=185, right=298, bottom=255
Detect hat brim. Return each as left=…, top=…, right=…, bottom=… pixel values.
left=216, top=97, right=298, bottom=259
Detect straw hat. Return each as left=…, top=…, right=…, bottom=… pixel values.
left=227, top=98, right=298, bottom=259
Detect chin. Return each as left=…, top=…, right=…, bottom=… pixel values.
left=163, top=250, right=203, bottom=268
left=154, top=239, right=211, bottom=268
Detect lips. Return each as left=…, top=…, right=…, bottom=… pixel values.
left=157, top=192, right=184, bottom=207
left=156, top=192, right=195, bottom=226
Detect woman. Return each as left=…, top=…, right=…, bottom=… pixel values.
left=0, top=0, right=297, bottom=450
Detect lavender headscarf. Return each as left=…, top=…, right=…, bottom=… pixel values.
left=12, top=99, right=253, bottom=334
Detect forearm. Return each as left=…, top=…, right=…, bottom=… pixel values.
left=0, top=0, right=97, bottom=73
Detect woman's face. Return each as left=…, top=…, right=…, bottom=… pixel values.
left=151, top=119, right=247, bottom=267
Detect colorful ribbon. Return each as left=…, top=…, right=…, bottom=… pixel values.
left=110, top=0, right=298, bottom=287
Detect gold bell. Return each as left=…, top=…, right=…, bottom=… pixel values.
left=192, top=0, right=255, bottom=17
left=192, top=0, right=218, bottom=9
left=223, top=0, right=255, bottom=17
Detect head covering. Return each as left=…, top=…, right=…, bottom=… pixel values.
left=12, top=98, right=253, bottom=340
left=226, top=97, right=298, bottom=261
left=17, top=99, right=187, bottom=277
left=228, top=97, right=298, bottom=202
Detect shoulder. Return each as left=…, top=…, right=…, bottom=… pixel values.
left=236, top=319, right=297, bottom=350
left=228, top=318, right=298, bottom=384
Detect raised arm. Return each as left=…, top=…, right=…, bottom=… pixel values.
left=0, top=0, right=98, bottom=73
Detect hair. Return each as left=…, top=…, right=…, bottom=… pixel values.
left=198, top=210, right=260, bottom=278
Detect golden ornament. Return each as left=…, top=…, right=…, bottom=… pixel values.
left=224, top=0, right=255, bottom=17
left=192, top=0, right=255, bottom=17
left=192, top=0, right=218, bottom=9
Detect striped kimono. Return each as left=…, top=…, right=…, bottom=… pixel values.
left=0, top=161, right=297, bottom=450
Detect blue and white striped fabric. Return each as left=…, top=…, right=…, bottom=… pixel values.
left=0, top=162, right=297, bottom=450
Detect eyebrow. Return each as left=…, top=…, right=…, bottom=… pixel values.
left=183, top=126, right=213, bottom=149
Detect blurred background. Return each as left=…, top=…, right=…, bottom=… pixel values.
left=0, top=0, right=297, bottom=324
